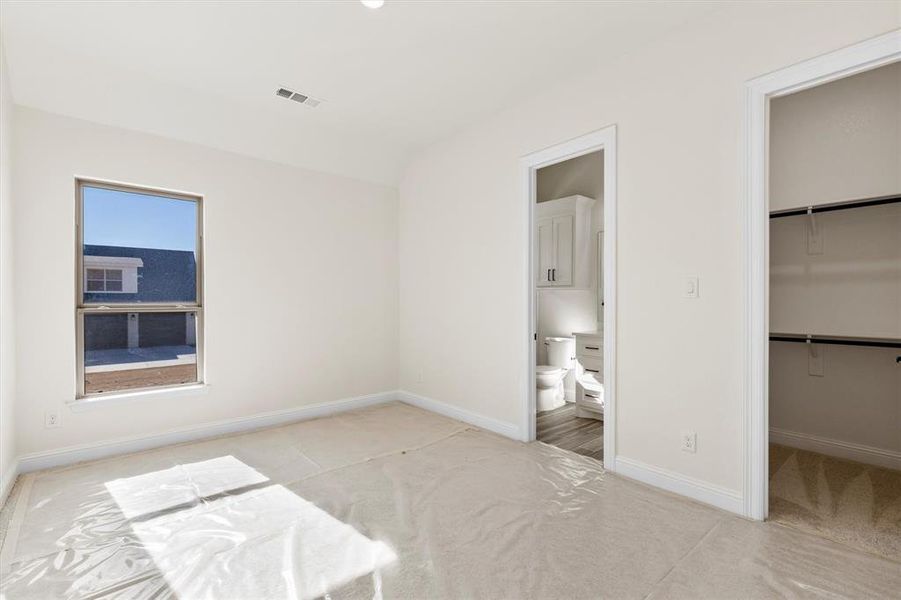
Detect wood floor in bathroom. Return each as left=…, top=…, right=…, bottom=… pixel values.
left=537, top=402, right=603, bottom=463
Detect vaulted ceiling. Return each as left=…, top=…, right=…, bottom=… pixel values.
left=0, top=1, right=722, bottom=184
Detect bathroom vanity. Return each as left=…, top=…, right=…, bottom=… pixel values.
left=573, top=331, right=604, bottom=420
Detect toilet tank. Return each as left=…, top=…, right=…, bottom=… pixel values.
left=545, top=337, right=575, bottom=369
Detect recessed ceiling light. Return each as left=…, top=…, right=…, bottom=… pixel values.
left=360, top=0, right=384, bottom=8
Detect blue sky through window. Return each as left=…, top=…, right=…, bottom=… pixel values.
left=83, top=186, right=197, bottom=252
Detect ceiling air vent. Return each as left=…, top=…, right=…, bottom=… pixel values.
left=275, top=86, right=321, bottom=108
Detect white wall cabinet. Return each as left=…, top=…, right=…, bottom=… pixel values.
left=537, top=214, right=574, bottom=286
left=536, top=195, right=594, bottom=288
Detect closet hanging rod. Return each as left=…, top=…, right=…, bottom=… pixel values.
left=769, top=333, right=901, bottom=349
left=769, top=193, right=901, bottom=219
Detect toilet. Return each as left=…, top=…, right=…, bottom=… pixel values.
left=536, top=336, right=575, bottom=412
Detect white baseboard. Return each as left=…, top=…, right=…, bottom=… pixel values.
left=615, top=456, right=744, bottom=516
left=12, top=390, right=521, bottom=477
left=0, top=459, right=19, bottom=508
left=770, top=428, right=901, bottom=471
left=17, top=391, right=398, bottom=474
left=397, top=390, right=522, bottom=440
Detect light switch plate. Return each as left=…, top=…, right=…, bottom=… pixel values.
left=681, top=430, right=697, bottom=453
left=684, top=277, right=699, bottom=299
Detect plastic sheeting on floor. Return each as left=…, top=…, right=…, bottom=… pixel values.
left=1, top=402, right=900, bottom=599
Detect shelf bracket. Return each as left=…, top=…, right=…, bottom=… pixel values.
left=806, top=207, right=824, bottom=255
left=806, top=337, right=824, bottom=376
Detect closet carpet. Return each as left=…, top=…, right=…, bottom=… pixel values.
left=536, top=402, right=603, bottom=462
left=769, top=443, right=901, bottom=562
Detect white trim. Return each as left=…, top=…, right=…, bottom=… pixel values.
left=770, top=428, right=901, bottom=471
left=0, top=469, right=30, bottom=569
left=615, top=456, right=744, bottom=515
left=743, top=30, right=901, bottom=521
left=520, top=125, right=618, bottom=474
left=0, top=459, right=18, bottom=508
left=20, top=391, right=398, bottom=473
left=68, top=382, right=210, bottom=412
left=397, top=390, right=522, bottom=440
left=11, top=389, right=520, bottom=488
left=83, top=256, right=144, bottom=269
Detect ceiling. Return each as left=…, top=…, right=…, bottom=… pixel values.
left=0, top=1, right=722, bottom=185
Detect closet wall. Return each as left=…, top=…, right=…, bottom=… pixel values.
left=769, top=63, right=901, bottom=465
left=535, top=151, right=603, bottom=367
left=770, top=63, right=901, bottom=211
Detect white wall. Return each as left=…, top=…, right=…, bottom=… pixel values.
left=769, top=207, right=900, bottom=457
left=770, top=205, right=901, bottom=339
left=769, top=62, right=901, bottom=461
left=0, top=39, right=17, bottom=495
left=397, top=2, right=900, bottom=495
left=769, top=343, right=900, bottom=455
left=535, top=151, right=604, bottom=369
left=770, top=62, right=901, bottom=211
left=13, top=107, right=399, bottom=456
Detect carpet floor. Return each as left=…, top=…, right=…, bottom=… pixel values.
left=769, top=443, right=901, bottom=562
left=1, top=404, right=898, bottom=598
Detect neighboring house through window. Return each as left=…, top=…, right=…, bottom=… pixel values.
left=84, top=256, right=143, bottom=293
left=76, top=180, right=203, bottom=397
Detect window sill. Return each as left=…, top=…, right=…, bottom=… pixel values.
left=68, top=384, right=209, bottom=413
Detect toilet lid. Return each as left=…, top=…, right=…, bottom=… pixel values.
left=536, top=365, right=563, bottom=373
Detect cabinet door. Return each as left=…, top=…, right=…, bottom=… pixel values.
left=537, top=217, right=554, bottom=286
left=552, top=215, right=574, bottom=286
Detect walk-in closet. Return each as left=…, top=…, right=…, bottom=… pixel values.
left=768, top=62, right=900, bottom=560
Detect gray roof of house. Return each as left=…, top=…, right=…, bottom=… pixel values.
left=84, top=245, right=196, bottom=303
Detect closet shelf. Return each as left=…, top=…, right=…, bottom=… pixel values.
left=769, top=333, right=901, bottom=349
left=769, top=193, right=901, bottom=219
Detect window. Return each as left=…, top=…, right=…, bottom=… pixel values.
left=86, top=268, right=123, bottom=292
left=76, top=180, right=203, bottom=398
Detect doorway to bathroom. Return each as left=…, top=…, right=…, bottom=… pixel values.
left=522, top=126, right=617, bottom=471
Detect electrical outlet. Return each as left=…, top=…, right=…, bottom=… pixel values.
left=45, top=411, right=61, bottom=428
left=680, top=430, right=697, bottom=453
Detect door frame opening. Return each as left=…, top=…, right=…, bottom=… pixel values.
left=742, top=31, right=900, bottom=521
left=521, top=125, right=618, bottom=472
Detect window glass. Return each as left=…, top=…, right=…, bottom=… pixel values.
left=83, top=311, right=198, bottom=394
left=78, top=181, right=203, bottom=398
left=82, top=185, right=198, bottom=304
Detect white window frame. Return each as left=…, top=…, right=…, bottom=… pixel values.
left=75, top=178, right=205, bottom=399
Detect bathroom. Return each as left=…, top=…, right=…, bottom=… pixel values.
left=534, top=150, right=605, bottom=462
